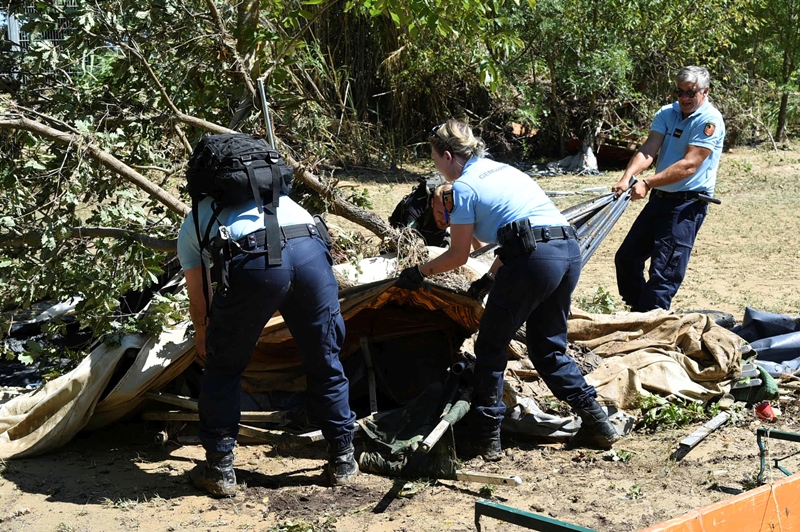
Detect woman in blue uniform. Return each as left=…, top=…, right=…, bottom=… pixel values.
left=397, top=119, right=618, bottom=459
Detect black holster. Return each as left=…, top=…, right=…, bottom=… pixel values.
left=209, top=230, right=234, bottom=297
left=313, top=214, right=334, bottom=251
left=210, top=225, right=272, bottom=296
left=495, top=219, right=537, bottom=261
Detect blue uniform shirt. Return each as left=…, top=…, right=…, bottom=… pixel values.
left=177, top=195, right=314, bottom=270
left=651, top=100, right=725, bottom=193
left=449, top=157, right=567, bottom=244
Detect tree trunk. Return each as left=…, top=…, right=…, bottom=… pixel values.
left=775, top=92, right=789, bottom=143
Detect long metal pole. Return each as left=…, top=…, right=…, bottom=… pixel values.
left=258, top=78, right=275, bottom=148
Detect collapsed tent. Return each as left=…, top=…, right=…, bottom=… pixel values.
left=569, top=309, right=743, bottom=409
left=0, top=276, right=485, bottom=460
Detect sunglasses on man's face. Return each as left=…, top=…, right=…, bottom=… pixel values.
left=675, top=88, right=703, bottom=98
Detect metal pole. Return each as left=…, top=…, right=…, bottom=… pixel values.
left=257, top=78, right=275, bottom=148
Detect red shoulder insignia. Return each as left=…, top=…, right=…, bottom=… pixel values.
left=704, top=123, right=716, bottom=136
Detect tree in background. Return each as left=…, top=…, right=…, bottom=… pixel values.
left=0, top=0, right=522, bottom=368
left=0, top=0, right=797, bottom=371
left=752, top=0, right=800, bottom=141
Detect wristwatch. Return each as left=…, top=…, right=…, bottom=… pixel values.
left=642, top=179, right=651, bottom=190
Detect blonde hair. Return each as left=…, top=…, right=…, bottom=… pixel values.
left=430, top=119, right=487, bottom=160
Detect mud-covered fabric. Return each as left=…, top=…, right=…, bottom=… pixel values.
left=356, top=378, right=468, bottom=480
left=569, top=309, right=743, bottom=409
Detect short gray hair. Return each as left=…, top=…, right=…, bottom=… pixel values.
left=676, top=66, right=710, bottom=90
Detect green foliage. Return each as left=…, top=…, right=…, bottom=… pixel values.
left=266, top=515, right=337, bottom=532
left=2, top=0, right=799, bottom=373
left=765, top=94, right=800, bottom=134
left=345, top=187, right=373, bottom=209
left=625, top=482, right=643, bottom=500
left=638, top=394, right=721, bottom=431
left=478, top=484, right=497, bottom=498
left=575, top=286, right=618, bottom=314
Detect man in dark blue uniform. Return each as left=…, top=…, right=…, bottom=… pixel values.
left=612, top=66, right=725, bottom=312
left=178, top=192, right=357, bottom=497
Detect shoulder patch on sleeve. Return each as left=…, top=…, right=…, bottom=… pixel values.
left=704, top=123, right=716, bottom=136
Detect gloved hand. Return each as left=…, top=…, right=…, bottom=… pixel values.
left=395, top=265, right=426, bottom=290
left=467, top=272, right=495, bottom=300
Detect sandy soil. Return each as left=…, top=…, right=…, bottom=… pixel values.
left=2, top=144, right=800, bottom=532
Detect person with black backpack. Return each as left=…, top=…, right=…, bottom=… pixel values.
left=388, top=176, right=451, bottom=247
left=177, top=134, right=357, bottom=497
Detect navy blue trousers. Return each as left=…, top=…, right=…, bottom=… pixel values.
left=615, top=195, right=708, bottom=312
left=199, top=233, right=355, bottom=454
left=472, top=237, right=596, bottom=432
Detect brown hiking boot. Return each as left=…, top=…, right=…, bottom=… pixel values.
left=190, top=451, right=237, bottom=498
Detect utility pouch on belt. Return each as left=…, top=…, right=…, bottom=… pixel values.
left=313, top=214, right=334, bottom=251
left=495, top=219, right=537, bottom=260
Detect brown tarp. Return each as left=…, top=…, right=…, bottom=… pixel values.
left=570, top=308, right=744, bottom=409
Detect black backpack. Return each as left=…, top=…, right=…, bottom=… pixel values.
left=389, top=176, right=450, bottom=247
left=186, top=133, right=294, bottom=307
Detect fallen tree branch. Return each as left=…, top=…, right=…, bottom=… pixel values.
left=2, top=109, right=395, bottom=242
left=286, top=157, right=397, bottom=240
left=0, top=227, right=177, bottom=252
left=0, top=116, right=189, bottom=217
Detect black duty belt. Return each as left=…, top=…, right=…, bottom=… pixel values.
left=495, top=222, right=577, bottom=261
left=236, top=223, right=317, bottom=250
left=529, top=225, right=577, bottom=242
left=652, top=189, right=703, bottom=201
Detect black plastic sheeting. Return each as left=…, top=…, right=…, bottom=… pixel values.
left=733, top=307, right=800, bottom=343
left=733, top=307, right=800, bottom=370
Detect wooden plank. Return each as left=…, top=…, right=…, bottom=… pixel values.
left=360, top=337, right=379, bottom=415
left=455, top=470, right=522, bottom=486
left=678, top=413, right=730, bottom=450
left=144, top=391, right=199, bottom=412
left=142, top=410, right=286, bottom=423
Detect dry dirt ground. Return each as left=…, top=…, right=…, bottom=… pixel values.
left=2, top=144, right=800, bottom=532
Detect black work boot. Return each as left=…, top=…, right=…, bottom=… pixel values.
left=571, top=400, right=620, bottom=450
left=481, top=432, right=503, bottom=462
left=191, top=451, right=237, bottom=498
left=328, top=443, right=358, bottom=486
left=459, top=429, right=503, bottom=462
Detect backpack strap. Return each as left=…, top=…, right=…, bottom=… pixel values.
left=244, top=161, right=283, bottom=266
left=192, top=201, right=225, bottom=318
left=264, top=163, right=283, bottom=266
